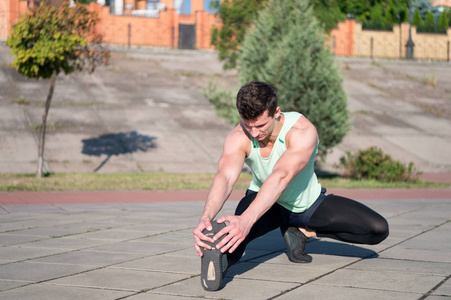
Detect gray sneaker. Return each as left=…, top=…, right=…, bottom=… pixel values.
left=280, top=225, right=312, bottom=263
left=200, top=220, right=229, bottom=291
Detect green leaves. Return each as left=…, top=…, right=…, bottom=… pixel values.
left=6, top=0, right=109, bottom=79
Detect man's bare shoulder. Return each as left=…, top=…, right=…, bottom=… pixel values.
left=292, top=115, right=315, bottom=130
left=286, top=115, right=318, bottom=148
left=224, top=123, right=251, bottom=155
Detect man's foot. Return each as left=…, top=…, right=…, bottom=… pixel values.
left=280, top=225, right=312, bottom=263
left=201, top=220, right=229, bottom=291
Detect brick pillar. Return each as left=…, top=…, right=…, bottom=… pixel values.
left=347, top=19, right=355, bottom=56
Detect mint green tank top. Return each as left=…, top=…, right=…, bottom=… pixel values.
left=244, top=112, right=322, bottom=213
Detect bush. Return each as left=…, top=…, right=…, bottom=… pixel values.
left=339, top=146, right=419, bottom=182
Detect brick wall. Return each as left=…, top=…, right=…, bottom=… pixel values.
left=329, top=19, right=451, bottom=61
left=89, top=2, right=220, bottom=49
left=0, top=0, right=9, bottom=40
left=90, top=4, right=178, bottom=48
left=0, top=0, right=28, bottom=40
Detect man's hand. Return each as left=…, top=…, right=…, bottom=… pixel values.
left=193, top=218, right=214, bottom=257
left=215, top=215, right=254, bottom=254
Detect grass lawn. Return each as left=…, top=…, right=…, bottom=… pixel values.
left=0, top=172, right=448, bottom=192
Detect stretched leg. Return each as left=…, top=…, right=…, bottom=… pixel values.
left=228, top=191, right=284, bottom=265
left=306, top=194, right=389, bottom=245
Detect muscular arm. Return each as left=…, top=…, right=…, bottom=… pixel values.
left=216, top=116, right=319, bottom=253
left=193, top=126, right=247, bottom=256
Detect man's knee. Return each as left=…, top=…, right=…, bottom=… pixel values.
left=369, top=217, right=389, bottom=245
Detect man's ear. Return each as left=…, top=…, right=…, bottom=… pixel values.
left=274, top=107, right=281, bottom=118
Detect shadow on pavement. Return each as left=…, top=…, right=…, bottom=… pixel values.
left=224, top=236, right=378, bottom=287
left=81, top=131, right=157, bottom=172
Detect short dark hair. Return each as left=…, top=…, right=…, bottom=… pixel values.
left=236, top=81, right=278, bottom=120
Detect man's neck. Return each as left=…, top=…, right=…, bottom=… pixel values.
left=261, top=113, right=284, bottom=146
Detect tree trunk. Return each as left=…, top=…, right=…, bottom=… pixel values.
left=36, top=71, right=57, bottom=178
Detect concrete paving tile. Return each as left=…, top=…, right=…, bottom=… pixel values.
left=250, top=252, right=359, bottom=270
left=64, top=219, right=153, bottom=231
left=0, top=222, right=39, bottom=232
left=432, top=278, right=451, bottom=296
left=0, top=246, right=69, bottom=261
left=312, top=268, right=445, bottom=294
left=119, top=222, right=184, bottom=232
left=0, top=283, right=132, bottom=300
left=399, top=223, right=451, bottom=251
left=227, top=261, right=323, bottom=284
left=388, top=210, right=451, bottom=227
left=52, top=203, right=129, bottom=212
left=346, top=257, right=451, bottom=276
left=48, top=268, right=188, bottom=292
left=276, top=283, right=422, bottom=300
left=0, top=234, right=43, bottom=246
left=427, top=296, right=451, bottom=300
left=380, top=247, right=451, bottom=263
left=107, top=203, right=159, bottom=211
left=87, top=241, right=190, bottom=255
left=111, top=253, right=199, bottom=275
left=124, top=223, right=193, bottom=234
left=168, top=247, right=198, bottom=258
left=386, top=224, right=434, bottom=238
left=0, top=217, right=86, bottom=230
left=1, top=205, right=66, bottom=214
left=130, top=229, right=193, bottom=245
left=72, top=229, right=151, bottom=241
left=153, top=276, right=298, bottom=299
left=0, top=214, right=44, bottom=223
left=18, top=237, right=113, bottom=250
left=30, top=249, right=148, bottom=266
left=9, top=227, right=104, bottom=239
left=126, top=293, right=200, bottom=300
left=0, top=261, right=95, bottom=281
left=0, top=280, right=32, bottom=292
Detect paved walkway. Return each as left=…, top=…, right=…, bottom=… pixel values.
left=0, top=190, right=450, bottom=299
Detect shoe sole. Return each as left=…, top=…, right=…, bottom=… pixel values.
left=201, top=221, right=228, bottom=291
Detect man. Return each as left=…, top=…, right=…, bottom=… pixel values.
left=193, top=81, right=389, bottom=291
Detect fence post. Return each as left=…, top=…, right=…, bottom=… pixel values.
left=370, top=37, right=374, bottom=59
left=127, top=23, right=131, bottom=49
left=448, top=41, right=450, bottom=62
left=171, top=26, right=175, bottom=48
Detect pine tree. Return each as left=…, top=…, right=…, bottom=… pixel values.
left=238, top=0, right=349, bottom=160
left=412, top=7, right=424, bottom=29
left=437, top=10, right=449, bottom=33
left=423, top=11, right=436, bottom=32
left=402, top=6, right=409, bottom=23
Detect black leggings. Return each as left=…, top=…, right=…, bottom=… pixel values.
left=228, top=190, right=389, bottom=265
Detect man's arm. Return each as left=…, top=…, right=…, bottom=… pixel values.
left=192, top=127, right=247, bottom=257
left=215, top=116, right=318, bottom=254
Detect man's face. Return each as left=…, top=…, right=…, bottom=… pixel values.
left=241, top=108, right=280, bottom=141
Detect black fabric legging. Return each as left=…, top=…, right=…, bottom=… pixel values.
left=228, top=191, right=389, bottom=265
